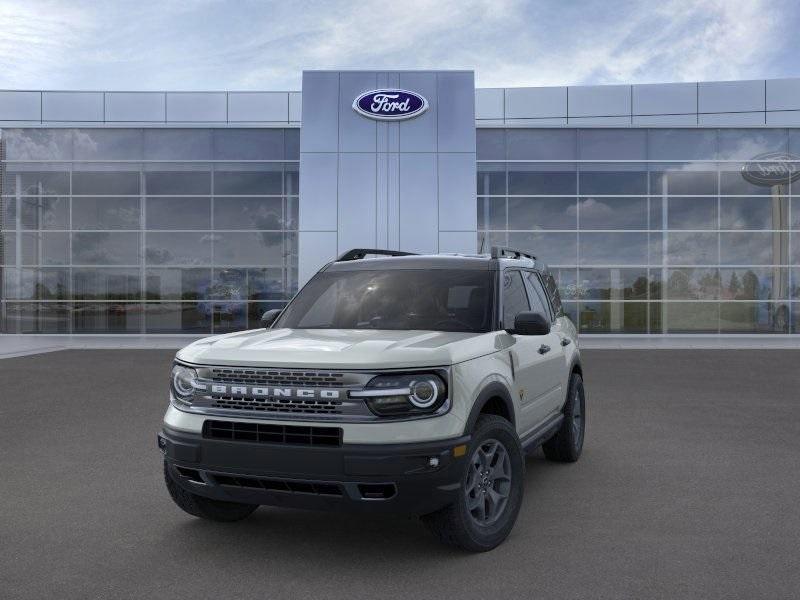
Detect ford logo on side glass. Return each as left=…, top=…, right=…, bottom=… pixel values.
left=353, top=89, right=428, bottom=121
left=741, top=152, right=800, bottom=187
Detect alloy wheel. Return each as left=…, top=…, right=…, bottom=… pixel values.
left=465, top=439, right=512, bottom=526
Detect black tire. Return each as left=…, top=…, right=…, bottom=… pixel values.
left=164, top=461, right=258, bottom=522
left=421, top=415, right=525, bottom=552
left=542, top=372, right=585, bottom=463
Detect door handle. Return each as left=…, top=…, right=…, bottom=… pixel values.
left=538, top=344, right=551, bottom=354
left=560, top=337, right=571, bottom=346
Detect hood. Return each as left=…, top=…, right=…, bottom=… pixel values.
left=176, top=328, right=501, bottom=369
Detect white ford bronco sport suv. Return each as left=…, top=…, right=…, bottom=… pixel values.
left=159, top=246, right=585, bottom=551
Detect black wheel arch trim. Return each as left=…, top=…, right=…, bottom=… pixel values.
left=464, top=382, right=516, bottom=434
left=559, top=357, right=584, bottom=412
left=569, top=357, right=583, bottom=378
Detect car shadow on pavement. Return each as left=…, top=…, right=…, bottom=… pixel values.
left=156, top=451, right=561, bottom=561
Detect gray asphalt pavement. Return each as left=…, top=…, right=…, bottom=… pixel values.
left=1, top=349, right=799, bottom=600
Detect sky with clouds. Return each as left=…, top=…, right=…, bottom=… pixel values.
left=0, top=0, right=798, bottom=90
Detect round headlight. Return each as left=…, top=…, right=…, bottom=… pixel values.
left=171, top=364, right=197, bottom=401
left=354, top=372, right=448, bottom=417
left=409, top=379, right=439, bottom=408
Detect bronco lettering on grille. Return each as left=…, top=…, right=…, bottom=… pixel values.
left=206, top=384, right=340, bottom=400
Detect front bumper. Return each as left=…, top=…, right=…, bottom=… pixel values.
left=159, top=424, right=470, bottom=515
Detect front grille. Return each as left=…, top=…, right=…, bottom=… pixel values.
left=187, top=366, right=377, bottom=421
left=203, top=420, right=342, bottom=447
left=211, top=474, right=343, bottom=497
left=209, top=368, right=346, bottom=387
left=210, top=395, right=343, bottom=415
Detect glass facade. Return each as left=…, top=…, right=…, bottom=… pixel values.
left=478, top=128, right=800, bottom=334
left=1, top=124, right=798, bottom=336
left=0, top=128, right=299, bottom=333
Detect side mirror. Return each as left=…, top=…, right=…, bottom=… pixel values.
left=511, top=311, right=550, bottom=336
left=260, top=309, right=282, bottom=329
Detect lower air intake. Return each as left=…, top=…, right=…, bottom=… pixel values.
left=212, top=474, right=343, bottom=497
left=203, top=420, right=342, bottom=447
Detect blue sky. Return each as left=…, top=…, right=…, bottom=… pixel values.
left=1, top=0, right=798, bottom=90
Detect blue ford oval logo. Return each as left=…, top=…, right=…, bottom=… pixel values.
left=352, top=89, right=428, bottom=121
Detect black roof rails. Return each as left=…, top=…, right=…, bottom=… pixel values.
left=337, top=248, right=418, bottom=262
left=490, top=246, right=536, bottom=261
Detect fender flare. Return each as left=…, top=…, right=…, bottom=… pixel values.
left=569, top=356, right=583, bottom=378
left=463, top=381, right=516, bottom=434
left=558, top=356, right=584, bottom=411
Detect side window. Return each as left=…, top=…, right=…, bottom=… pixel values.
left=502, top=270, right=530, bottom=330
left=545, top=274, right=563, bottom=317
left=523, top=272, right=551, bottom=321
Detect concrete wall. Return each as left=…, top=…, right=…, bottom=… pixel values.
left=297, top=70, right=477, bottom=285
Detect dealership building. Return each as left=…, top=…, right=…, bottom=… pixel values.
left=1, top=70, right=799, bottom=336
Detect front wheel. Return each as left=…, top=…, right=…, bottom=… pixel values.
left=542, top=372, right=585, bottom=463
left=421, top=415, right=525, bottom=552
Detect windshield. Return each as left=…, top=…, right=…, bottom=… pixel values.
left=275, top=269, right=494, bottom=332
